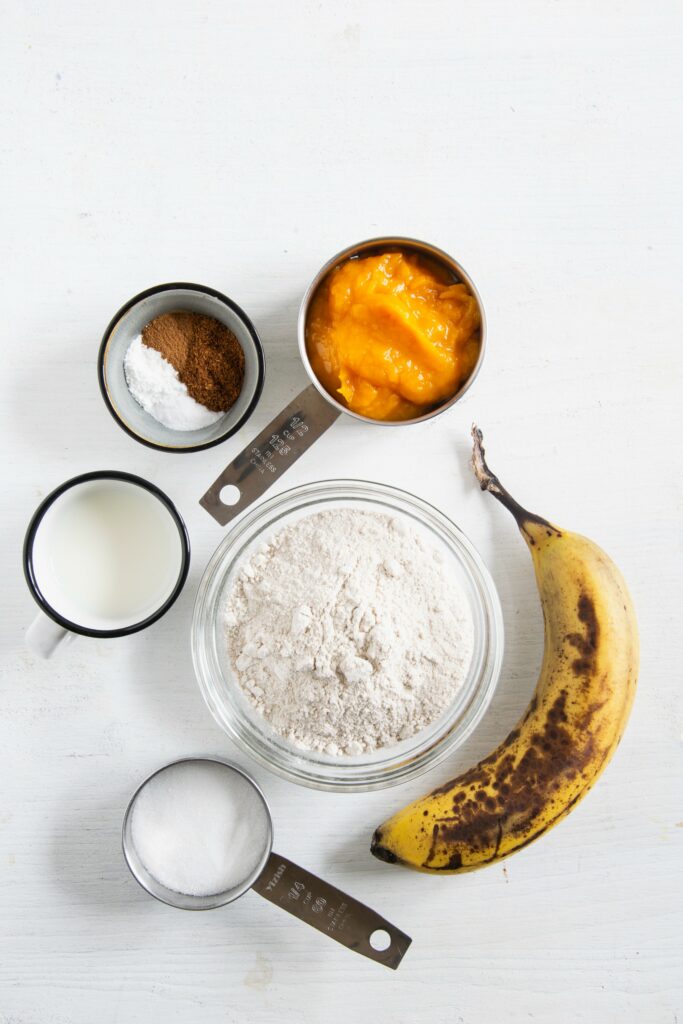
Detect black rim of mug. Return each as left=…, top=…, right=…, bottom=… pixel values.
left=23, top=470, right=191, bottom=639
left=97, top=281, right=266, bottom=453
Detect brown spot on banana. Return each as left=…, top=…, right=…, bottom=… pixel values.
left=566, top=593, right=600, bottom=675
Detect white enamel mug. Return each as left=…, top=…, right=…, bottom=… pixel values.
left=23, top=471, right=190, bottom=657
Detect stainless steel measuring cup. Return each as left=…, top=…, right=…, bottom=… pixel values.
left=200, top=236, right=486, bottom=525
left=122, top=757, right=411, bottom=969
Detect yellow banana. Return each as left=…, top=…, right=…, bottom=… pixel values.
left=371, top=426, right=639, bottom=873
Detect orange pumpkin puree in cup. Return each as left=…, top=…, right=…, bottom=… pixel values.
left=305, top=251, right=481, bottom=422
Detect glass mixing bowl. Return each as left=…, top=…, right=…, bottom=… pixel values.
left=192, top=480, right=504, bottom=792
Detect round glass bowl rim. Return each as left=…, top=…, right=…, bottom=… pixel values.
left=191, top=479, right=504, bottom=792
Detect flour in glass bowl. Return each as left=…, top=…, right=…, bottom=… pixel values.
left=222, top=509, right=474, bottom=756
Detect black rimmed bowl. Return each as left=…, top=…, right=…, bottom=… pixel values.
left=98, top=283, right=265, bottom=453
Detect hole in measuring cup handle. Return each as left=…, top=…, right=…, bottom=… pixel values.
left=369, top=929, right=392, bottom=952
left=199, top=383, right=341, bottom=526
left=219, top=485, right=241, bottom=507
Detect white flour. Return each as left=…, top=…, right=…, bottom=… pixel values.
left=222, top=509, right=474, bottom=756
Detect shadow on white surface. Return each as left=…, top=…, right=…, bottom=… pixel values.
left=10, top=335, right=103, bottom=460
left=50, top=785, right=136, bottom=914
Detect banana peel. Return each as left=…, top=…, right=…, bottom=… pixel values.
left=371, top=427, right=639, bottom=873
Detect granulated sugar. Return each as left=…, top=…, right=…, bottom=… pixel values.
left=222, top=509, right=474, bottom=756
left=130, top=761, right=269, bottom=897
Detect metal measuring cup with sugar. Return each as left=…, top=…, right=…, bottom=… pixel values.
left=200, top=236, right=486, bottom=525
left=122, top=757, right=411, bottom=969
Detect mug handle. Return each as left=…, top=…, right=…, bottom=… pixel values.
left=26, top=611, right=71, bottom=659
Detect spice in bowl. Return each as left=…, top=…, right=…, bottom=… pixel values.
left=222, top=509, right=474, bottom=756
left=124, top=311, right=245, bottom=431
left=305, top=251, right=481, bottom=422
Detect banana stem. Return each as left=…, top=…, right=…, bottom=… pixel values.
left=471, top=426, right=558, bottom=540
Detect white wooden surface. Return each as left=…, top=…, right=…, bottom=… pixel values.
left=1, top=2, right=681, bottom=1021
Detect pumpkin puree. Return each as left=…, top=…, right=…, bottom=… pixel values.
left=305, top=251, right=481, bottom=422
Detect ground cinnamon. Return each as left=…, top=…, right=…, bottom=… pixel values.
left=142, top=310, right=245, bottom=412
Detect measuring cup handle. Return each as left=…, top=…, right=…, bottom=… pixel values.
left=199, top=384, right=341, bottom=526
left=252, top=851, right=411, bottom=970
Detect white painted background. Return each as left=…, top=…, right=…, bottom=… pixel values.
left=1, top=2, right=681, bottom=1022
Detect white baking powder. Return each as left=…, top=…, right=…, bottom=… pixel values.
left=223, top=509, right=474, bottom=756
left=130, top=761, right=269, bottom=897
left=123, top=335, right=224, bottom=431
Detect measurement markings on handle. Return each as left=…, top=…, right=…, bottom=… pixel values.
left=253, top=853, right=411, bottom=969
left=199, top=384, right=341, bottom=526
left=247, top=416, right=305, bottom=476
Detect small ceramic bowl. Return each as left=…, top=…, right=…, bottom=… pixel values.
left=98, top=283, right=265, bottom=453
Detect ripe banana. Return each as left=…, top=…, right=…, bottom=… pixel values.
left=371, top=426, right=638, bottom=873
